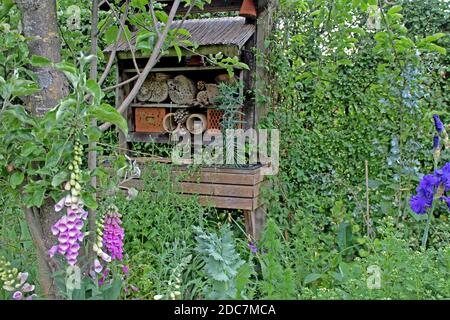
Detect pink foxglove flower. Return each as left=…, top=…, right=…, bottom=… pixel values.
left=0, top=257, right=36, bottom=300
left=13, top=291, right=23, bottom=300
left=94, top=259, right=103, bottom=274
left=49, top=198, right=87, bottom=266
left=102, top=209, right=125, bottom=261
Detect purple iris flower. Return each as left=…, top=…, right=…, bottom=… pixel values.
left=433, top=114, right=444, bottom=134
left=411, top=162, right=450, bottom=214
left=248, top=242, right=258, bottom=254
left=433, top=135, right=440, bottom=149
left=410, top=195, right=430, bottom=214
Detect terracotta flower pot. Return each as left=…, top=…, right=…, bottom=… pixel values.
left=186, top=113, right=207, bottom=134
left=162, top=113, right=181, bottom=133
left=239, top=0, right=257, bottom=18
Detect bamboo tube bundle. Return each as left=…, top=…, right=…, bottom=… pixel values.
left=173, top=109, right=190, bottom=124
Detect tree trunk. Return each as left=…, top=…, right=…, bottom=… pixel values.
left=16, top=0, right=68, bottom=115
left=16, top=0, right=69, bottom=299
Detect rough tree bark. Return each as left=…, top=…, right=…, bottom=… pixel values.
left=16, top=0, right=68, bottom=115
left=16, top=0, right=69, bottom=298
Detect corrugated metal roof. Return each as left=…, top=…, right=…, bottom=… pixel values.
left=104, top=17, right=255, bottom=52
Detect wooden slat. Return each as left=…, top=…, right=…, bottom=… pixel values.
left=124, top=66, right=227, bottom=73
left=189, top=195, right=255, bottom=210
left=179, top=182, right=260, bottom=198
left=172, top=170, right=262, bottom=185
left=130, top=103, right=190, bottom=109
left=171, top=164, right=262, bottom=174
left=121, top=179, right=261, bottom=198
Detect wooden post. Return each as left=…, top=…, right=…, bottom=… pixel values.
left=244, top=210, right=254, bottom=237
left=255, top=0, right=277, bottom=125
left=253, top=206, right=266, bottom=240
left=117, top=64, right=131, bottom=154
left=244, top=206, right=266, bottom=240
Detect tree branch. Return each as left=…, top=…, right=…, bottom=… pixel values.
left=98, top=0, right=131, bottom=86
left=103, top=74, right=139, bottom=92
left=99, top=0, right=182, bottom=132
left=105, top=0, right=140, bottom=76
left=149, top=0, right=162, bottom=38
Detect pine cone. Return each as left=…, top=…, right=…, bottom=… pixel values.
left=197, top=80, right=206, bottom=91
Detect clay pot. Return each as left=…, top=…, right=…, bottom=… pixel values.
left=186, top=113, right=207, bottom=134
left=239, top=0, right=257, bottom=18
left=162, top=113, right=181, bottom=133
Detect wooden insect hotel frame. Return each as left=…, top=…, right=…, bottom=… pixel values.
left=105, top=0, right=275, bottom=239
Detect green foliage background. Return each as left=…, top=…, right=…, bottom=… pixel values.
left=0, top=0, right=449, bottom=300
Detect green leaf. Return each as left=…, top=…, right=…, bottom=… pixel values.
left=45, top=141, right=66, bottom=168
left=130, top=0, right=147, bottom=11
left=21, top=141, right=38, bottom=157
left=51, top=171, right=68, bottom=188
left=387, top=5, right=402, bottom=15
left=56, top=98, right=77, bottom=120
left=11, top=80, right=39, bottom=97
left=10, top=171, right=24, bottom=189
left=304, top=273, right=322, bottom=284
left=86, top=79, right=103, bottom=103
left=154, top=10, right=168, bottom=23
left=86, top=126, right=102, bottom=142
left=79, top=54, right=96, bottom=67
left=104, top=26, right=119, bottom=46
left=103, top=276, right=123, bottom=300
left=2, top=106, right=36, bottom=126
left=55, top=62, right=78, bottom=86
left=89, top=103, right=128, bottom=134
left=30, top=55, right=52, bottom=68
left=420, top=33, right=446, bottom=44
left=81, top=192, right=98, bottom=210
left=173, top=44, right=182, bottom=62
left=136, top=30, right=156, bottom=52
left=427, top=43, right=447, bottom=55
left=338, top=221, right=353, bottom=252
left=337, top=59, right=353, bottom=66
left=26, top=187, right=46, bottom=208
left=0, top=0, right=14, bottom=19
left=55, top=62, right=77, bottom=75
left=176, top=28, right=191, bottom=37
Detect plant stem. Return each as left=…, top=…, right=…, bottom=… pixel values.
left=88, top=0, right=99, bottom=263
left=421, top=212, right=432, bottom=249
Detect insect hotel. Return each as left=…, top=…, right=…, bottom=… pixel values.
left=104, top=0, right=274, bottom=239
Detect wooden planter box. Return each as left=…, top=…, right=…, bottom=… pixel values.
left=122, top=162, right=267, bottom=239
left=173, top=165, right=263, bottom=211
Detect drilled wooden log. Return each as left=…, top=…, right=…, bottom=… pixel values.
left=136, top=74, right=169, bottom=103
left=205, top=84, right=220, bottom=104
left=167, top=75, right=197, bottom=105
left=196, top=90, right=209, bottom=106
